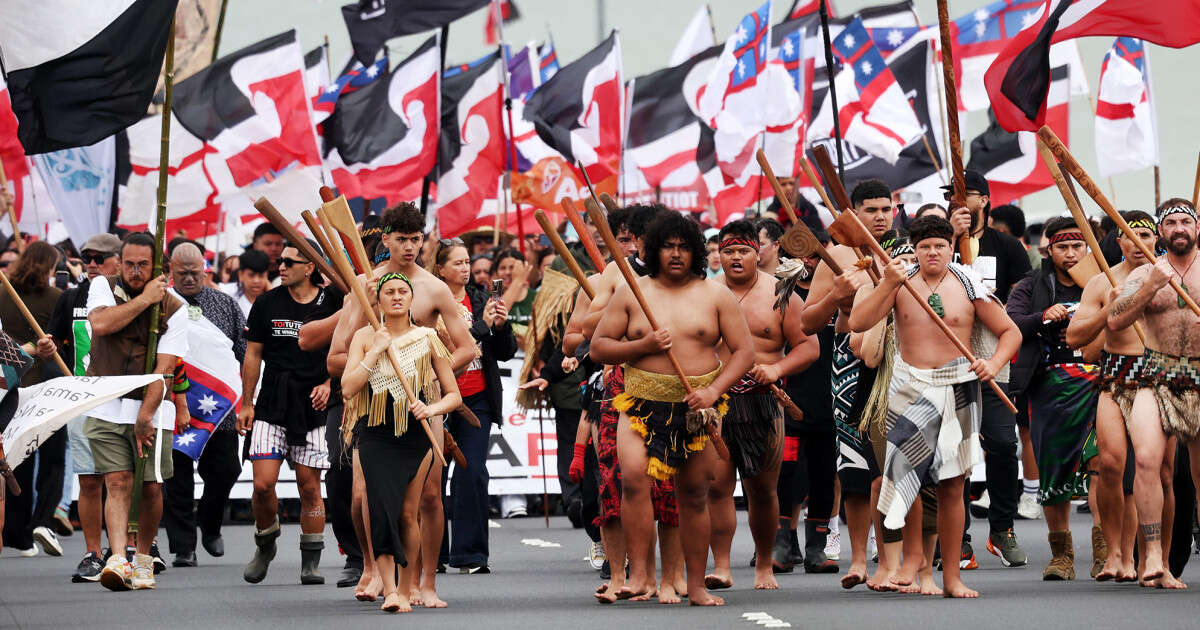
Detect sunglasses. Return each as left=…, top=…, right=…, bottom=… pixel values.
left=279, top=257, right=309, bottom=268
left=438, top=237, right=464, bottom=248
left=82, top=252, right=116, bottom=264
left=942, top=191, right=982, bottom=202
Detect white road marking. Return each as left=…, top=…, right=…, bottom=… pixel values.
left=741, top=612, right=791, bottom=628
left=520, top=538, right=562, bottom=548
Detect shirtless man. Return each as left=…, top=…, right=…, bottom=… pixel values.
left=1065, top=211, right=1157, bottom=583
left=1107, top=198, right=1200, bottom=587
left=327, top=203, right=475, bottom=607
left=707, top=219, right=819, bottom=591
left=798, top=180, right=891, bottom=589
left=849, top=215, right=1020, bottom=598
left=592, top=212, right=755, bottom=606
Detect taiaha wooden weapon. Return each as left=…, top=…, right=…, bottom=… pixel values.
left=798, top=154, right=839, bottom=218
left=828, top=210, right=1019, bottom=414
left=935, top=0, right=973, bottom=265
left=598, top=193, right=621, bottom=213
left=584, top=203, right=731, bottom=461
left=301, top=210, right=341, bottom=273
left=1036, top=140, right=1146, bottom=344
left=759, top=150, right=842, bottom=275
left=559, top=199, right=607, bottom=271
left=131, top=18, right=177, bottom=534
left=809, top=145, right=879, bottom=282
left=1039, top=126, right=1200, bottom=318
left=1192, top=151, right=1200, bottom=208
left=253, top=198, right=348, bottom=294
left=535, top=210, right=596, bottom=299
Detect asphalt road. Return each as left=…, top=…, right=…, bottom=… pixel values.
left=1, top=511, right=1196, bottom=630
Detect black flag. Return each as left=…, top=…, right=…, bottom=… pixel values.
left=341, top=0, right=489, bottom=66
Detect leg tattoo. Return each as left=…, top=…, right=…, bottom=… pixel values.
left=1140, top=522, right=1161, bottom=543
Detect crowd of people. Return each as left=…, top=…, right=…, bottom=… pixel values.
left=2, top=170, right=1200, bottom=609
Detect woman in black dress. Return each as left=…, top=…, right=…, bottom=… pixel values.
left=342, top=273, right=462, bottom=613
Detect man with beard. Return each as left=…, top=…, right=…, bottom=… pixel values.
left=706, top=220, right=818, bottom=590
left=238, top=242, right=342, bottom=586
left=86, top=233, right=190, bottom=591
left=592, top=211, right=754, bottom=607
left=849, top=215, right=1020, bottom=598
left=1065, top=211, right=1160, bottom=583
left=1108, top=198, right=1200, bottom=587
left=945, top=170, right=1029, bottom=569
left=799, top=180, right=891, bottom=589
left=1006, top=218, right=1100, bottom=581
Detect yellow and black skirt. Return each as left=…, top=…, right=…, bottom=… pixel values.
left=612, top=364, right=728, bottom=481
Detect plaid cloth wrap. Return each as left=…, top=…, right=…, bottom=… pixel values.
left=1139, top=349, right=1200, bottom=439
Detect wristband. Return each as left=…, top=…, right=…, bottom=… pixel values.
left=573, top=442, right=587, bottom=459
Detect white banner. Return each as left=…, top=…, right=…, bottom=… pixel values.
left=3, top=374, right=161, bottom=469
left=31, top=136, right=115, bottom=248
left=487, top=353, right=561, bottom=495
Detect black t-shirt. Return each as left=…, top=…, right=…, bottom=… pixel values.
left=1041, top=280, right=1085, bottom=365
left=48, top=279, right=92, bottom=375
left=245, top=285, right=344, bottom=421
left=972, top=227, right=1032, bottom=303
left=786, top=285, right=834, bottom=432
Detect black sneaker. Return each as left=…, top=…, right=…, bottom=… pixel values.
left=150, top=541, right=166, bottom=574
left=102, top=547, right=113, bottom=562
left=71, top=551, right=104, bottom=583
left=599, top=559, right=611, bottom=580
left=459, top=563, right=490, bottom=574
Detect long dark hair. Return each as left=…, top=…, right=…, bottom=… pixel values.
left=10, top=241, right=59, bottom=294
left=643, top=211, right=706, bottom=278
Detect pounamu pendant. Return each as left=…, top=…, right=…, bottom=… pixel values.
left=1179, top=284, right=1190, bottom=310
left=928, top=292, right=945, bottom=318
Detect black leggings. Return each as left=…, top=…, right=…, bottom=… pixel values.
left=778, top=429, right=836, bottom=523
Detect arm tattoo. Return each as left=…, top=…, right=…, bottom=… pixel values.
left=1140, top=522, right=1162, bottom=542
left=1109, top=278, right=1144, bottom=318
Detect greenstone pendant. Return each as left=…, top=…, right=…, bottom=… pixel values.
left=929, top=292, right=945, bottom=318
left=1179, top=284, right=1189, bottom=310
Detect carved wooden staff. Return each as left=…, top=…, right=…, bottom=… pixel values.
left=535, top=210, right=595, bottom=299
left=828, top=211, right=1019, bottom=414
left=810, top=145, right=879, bottom=282
left=1035, top=140, right=1146, bottom=344
left=935, top=0, right=972, bottom=265
left=583, top=204, right=731, bottom=461
left=758, top=150, right=842, bottom=275
left=1039, top=126, right=1200, bottom=318
left=253, top=198, right=348, bottom=294
left=301, top=210, right=340, bottom=272
left=559, top=199, right=607, bottom=272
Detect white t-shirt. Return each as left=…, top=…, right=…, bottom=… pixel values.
left=85, top=279, right=190, bottom=429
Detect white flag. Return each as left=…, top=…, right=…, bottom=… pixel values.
left=669, top=5, right=715, bottom=67
left=31, top=136, right=115, bottom=248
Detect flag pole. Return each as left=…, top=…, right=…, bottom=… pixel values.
left=211, top=0, right=230, bottom=63
left=495, top=0, right=526, bottom=256
left=0, top=162, right=23, bottom=253
left=131, top=17, right=175, bottom=536
left=420, top=25, right=451, bottom=216
left=1154, top=165, right=1161, bottom=208
left=817, top=0, right=844, bottom=181
left=323, top=34, right=333, bottom=84
left=704, top=3, right=718, bottom=43
left=934, top=0, right=971, bottom=264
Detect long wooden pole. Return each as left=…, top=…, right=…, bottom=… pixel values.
left=810, top=145, right=879, bottom=282
left=798, top=155, right=838, bottom=216
left=817, top=0, right=844, bottom=179
left=934, top=0, right=971, bottom=265
left=1192, top=151, right=1200, bottom=208
left=253, top=198, right=348, bottom=293
left=1036, top=141, right=1146, bottom=344
left=560, top=199, right=607, bottom=271
left=534, top=210, right=595, bottom=298
left=758, top=150, right=843, bottom=275
left=1154, top=165, right=1161, bottom=209
left=0, top=162, right=23, bottom=253
left=584, top=203, right=730, bottom=461
left=317, top=206, right=447, bottom=467
left=1039, top=126, right=1200, bottom=318
left=835, top=211, right=1019, bottom=414
left=0, top=271, right=70, bottom=375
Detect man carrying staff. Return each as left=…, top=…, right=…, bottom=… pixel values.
left=849, top=215, right=1020, bottom=598
left=1006, top=218, right=1101, bottom=581
left=237, top=241, right=342, bottom=585
left=1065, top=211, right=1159, bottom=583
left=707, top=219, right=819, bottom=590
left=798, top=180, right=889, bottom=588
left=327, top=203, right=475, bottom=607
left=592, top=212, right=755, bottom=607
left=86, top=232, right=190, bottom=591
left=1107, top=198, right=1200, bottom=587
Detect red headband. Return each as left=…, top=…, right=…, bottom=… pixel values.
left=720, top=236, right=759, bottom=252
left=1047, top=231, right=1085, bottom=245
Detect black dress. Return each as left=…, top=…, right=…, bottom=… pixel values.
left=357, top=395, right=433, bottom=565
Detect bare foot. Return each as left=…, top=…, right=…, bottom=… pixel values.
left=672, top=580, right=687, bottom=599
left=704, top=573, right=733, bottom=590
left=355, top=572, right=383, bottom=602
left=918, top=573, right=943, bottom=596
left=381, top=592, right=411, bottom=613
left=867, top=568, right=896, bottom=592
left=615, top=583, right=652, bottom=601
left=1114, top=565, right=1138, bottom=583
left=688, top=588, right=725, bottom=606
left=658, top=583, right=681, bottom=604
left=421, top=588, right=448, bottom=608
left=1157, top=574, right=1188, bottom=590
left=840, top=565, right=867, bottom=590
left=754, top=566, right=779, bottom=590
left=630, top=587, right=658, bottom=602
left=1140, top=565, right=1165, bottom=585
left=409, top=587, right=423, bottom=607
left=942, top=580, right=979, bottom=599
left=595, top=583, right=619, bottom=604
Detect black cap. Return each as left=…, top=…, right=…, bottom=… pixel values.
left=940, top=170, right=990, bottom=196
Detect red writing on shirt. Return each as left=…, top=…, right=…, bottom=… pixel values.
left=269, top=319, right=302, bottom=338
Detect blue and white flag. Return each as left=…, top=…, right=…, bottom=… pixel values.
left=31, top=136, right=115, bottom=249
left=172, top=310, right=242, bottom=461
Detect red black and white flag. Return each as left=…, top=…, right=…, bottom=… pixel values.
left=522, top=32, right=623, bottom=182
left=484, top=0, right=520, bottom=45
left=1094, top=37, right=1156, bottom=177
left=436, top=51, right=505, bottom=237
left=323, top=36, right=440, bottom=205
left=0, top=0, right=178, bottom=154
left=985, top=0, right=1200, bottom=132
left=342, top=0, right=489, bottom=66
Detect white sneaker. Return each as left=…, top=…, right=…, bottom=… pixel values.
left=588, top=541, right=606, bottom=571
left=1017, top=493, right=1043, bottom=520
left=17, top=546, right=38, bottom=558
left=32, top=526, right=63, bottom=556
left=971, top=489, right=991, bottom=510
left=825, top=522, right=841, bottom=561
left=868, top=529, right=878, bottom=562
left=99, top=554, right=133, bottom=591
left=132, top=553, right=156, bottom=590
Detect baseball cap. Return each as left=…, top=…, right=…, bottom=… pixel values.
left=940, top=170, right=990, bottom=196
left=80, top=233, right=121, bottom=255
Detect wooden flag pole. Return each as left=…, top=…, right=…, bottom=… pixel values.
left=934, top=0, right=972, bottom=265
left=1039, top=126, right=1200, bottom=318
left=0, top=161, right=24, bottom=253
left=535, top=210, right=595, bottom=298
left=0, top=271, right=70, bottom=375
left=583, top=203, right=731, bottom=461
left=830, top=210, right=1019, bottom=414
left=1036, top=141, right=1145, bottom=344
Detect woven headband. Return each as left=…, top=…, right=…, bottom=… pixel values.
left=719, top=236, right=759, bottom=252
left=889, top=242, right=915, bottom=257
left=1047, top=231, right=1085, bottom=245
left=1127, top=218, right=1156, bottom=233
left=376, top=272, right=413, bottom=295
left=1157, top=203, right=1198, bottom=225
